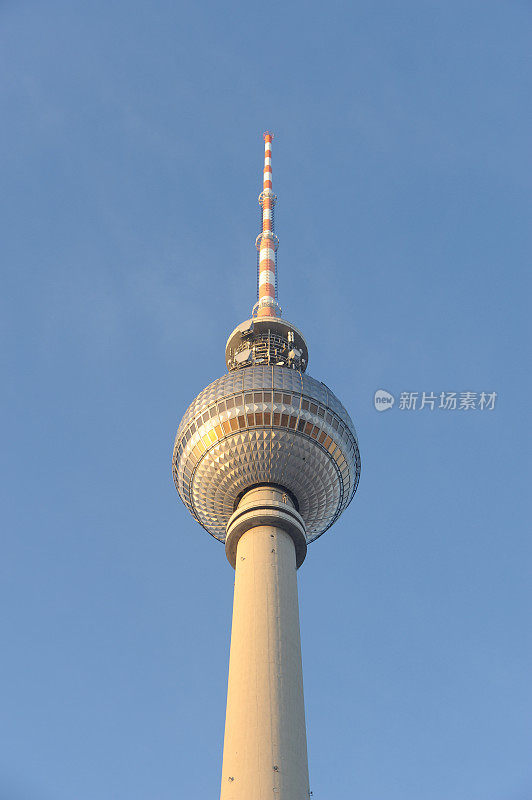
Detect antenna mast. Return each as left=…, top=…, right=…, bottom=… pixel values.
left=254, top=131, right=281, bottom=318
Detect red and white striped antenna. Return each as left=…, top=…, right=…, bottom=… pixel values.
left=253, top=132, right=281, bottom=319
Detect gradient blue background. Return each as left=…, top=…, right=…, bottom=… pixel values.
left=1, top=1, right=530, bottom=798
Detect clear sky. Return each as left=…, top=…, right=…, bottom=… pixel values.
left=1, top=1, right=530, bottom=798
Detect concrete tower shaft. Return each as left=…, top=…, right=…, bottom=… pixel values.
left=220, top=487, right=310, bottom=800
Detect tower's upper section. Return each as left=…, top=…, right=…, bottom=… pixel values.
left=225, top=317, right=308, bottom=373
left=172, top=133, right=361, bottom=547
left=225, top=133, right=309, bottom=373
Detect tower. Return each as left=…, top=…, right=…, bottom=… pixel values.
left=172, top=133, right=361, bottom=799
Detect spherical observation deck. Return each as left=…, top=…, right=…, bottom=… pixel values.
left=172, top=365, right=361, bottom=543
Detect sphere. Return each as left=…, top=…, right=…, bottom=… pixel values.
left=172, top=366, right=361, bottom=543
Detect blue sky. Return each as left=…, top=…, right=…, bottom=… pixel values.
left=1, top=1, right=530, bottom=798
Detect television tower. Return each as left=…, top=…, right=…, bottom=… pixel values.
left=172, top=133, right=361, bottom=799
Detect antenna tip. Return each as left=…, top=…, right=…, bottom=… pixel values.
left=263, top=131, right=274, bottom=142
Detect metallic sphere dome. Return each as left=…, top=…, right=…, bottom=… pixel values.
left=172, top=365, right=361, bottom=543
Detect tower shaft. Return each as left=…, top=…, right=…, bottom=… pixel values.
left=220, top=487, right=310, bottom=800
